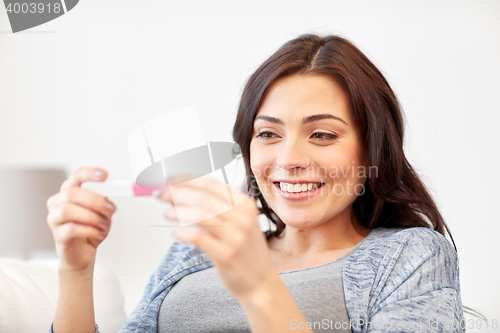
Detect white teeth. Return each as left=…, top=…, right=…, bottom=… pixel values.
left=278, top=182, right=321, bottom=193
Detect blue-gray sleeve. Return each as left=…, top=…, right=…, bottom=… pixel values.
left=50, top=323, right=99, bottom=333
left=366, top=228, right=465, bottom=332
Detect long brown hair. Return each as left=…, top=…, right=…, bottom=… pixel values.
left=232, top=34, right=456, bottom=250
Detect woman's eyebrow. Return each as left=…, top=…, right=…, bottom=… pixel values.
left=254, top=114, right=348, bottom=126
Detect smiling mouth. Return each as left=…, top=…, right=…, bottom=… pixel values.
left=273, top=182, right=325, bottom=193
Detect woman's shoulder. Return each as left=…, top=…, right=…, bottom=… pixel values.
left=362, top=226, right=456, bottom=257
left=344, top=228, right=464, bottom=329
left=346, top=226, right=459, bottom=280
left=344, top=227, right=461, bottom=307
left=150, top=242, right=202, bottom=280
left=161, top=241, right=200, bottom=265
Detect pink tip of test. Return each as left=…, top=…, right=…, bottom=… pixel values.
left=132, top=182, right=156, bottom=196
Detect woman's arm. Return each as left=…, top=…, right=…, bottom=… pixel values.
left=53, top=260, right=97, bottom=333
left=46, top=167, right=116, bottom=333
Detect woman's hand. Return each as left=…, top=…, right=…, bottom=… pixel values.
left=155, top=175, right=276, bottom=301
left=46, top=167, right=116, bottom=272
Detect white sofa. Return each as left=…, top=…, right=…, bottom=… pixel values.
left=0, top=257, right=127, bottom=333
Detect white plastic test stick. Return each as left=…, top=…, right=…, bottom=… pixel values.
left=81, top=180, right=157, bottom=197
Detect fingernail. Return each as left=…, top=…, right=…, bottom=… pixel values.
left=103, top=201, right=116, bottom=213
left=152, top=190, right=161, bottom=198
left=163, top=207, right=172, bottom=218
left=94, top=170, right=104, bottom=179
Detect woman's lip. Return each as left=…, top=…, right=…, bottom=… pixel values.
left=273, top=180, right=324, bottom=184
left=272, top=182, right=322, bottom=201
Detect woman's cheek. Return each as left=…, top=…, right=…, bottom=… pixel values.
left=250, top=143, right=271, bottom=175
left=318, top=152, right=365, bottom=194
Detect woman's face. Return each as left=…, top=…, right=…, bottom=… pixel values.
left=250, top=73, right=368, bottom=230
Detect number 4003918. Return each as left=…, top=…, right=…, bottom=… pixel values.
left=5, top=2, right=62, bottom=14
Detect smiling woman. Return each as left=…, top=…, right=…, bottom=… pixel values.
left=230, top=34, right=466, bottom=331
left=47, top=34, right=467, bottom=333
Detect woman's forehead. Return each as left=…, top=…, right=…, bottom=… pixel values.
left=256, top=73, right=353, bottom=126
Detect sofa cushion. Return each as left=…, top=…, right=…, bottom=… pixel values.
left=0, top=257, right=127, bottom=333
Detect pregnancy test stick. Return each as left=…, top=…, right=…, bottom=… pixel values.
left=81, top=180, right=163, bottom=197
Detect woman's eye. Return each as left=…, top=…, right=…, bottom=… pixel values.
left=311, top=132, right=337, bottom=140
left=256, top=132, right=278, bottom=139
left=255, top=131, right=337, bottom=141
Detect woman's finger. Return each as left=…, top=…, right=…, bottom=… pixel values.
left=167, top=205, right=254, bottom=248
left=166, top=205, right=227, bottom=232
left=173, top=228, right=232, bottom=265
left=48, top=186, right=116, bottom=220
left=47, top=202, right=111, bottom=232
left=161, top=185, right=259, bottom=232
left=60, top=167, right=107, bottom=192
left=157, top=175, right=250, bottom=219
left=54, top=221, right=108, bottom=248
left=165, top=175, right=239, bottom=205
left=161, top=185, right=232, bottom=216
left=170, top=192, right=257, bottom=229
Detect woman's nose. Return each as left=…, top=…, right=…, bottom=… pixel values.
left=276, top=137, right=311, bottom=173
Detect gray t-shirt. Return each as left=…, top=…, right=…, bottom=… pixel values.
left=158, top=242, right=361, bottom=333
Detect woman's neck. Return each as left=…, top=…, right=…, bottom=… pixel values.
left=267, top=205, right=371, bottom=259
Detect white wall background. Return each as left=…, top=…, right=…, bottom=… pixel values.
left=1, top=0, right=499, bottom=329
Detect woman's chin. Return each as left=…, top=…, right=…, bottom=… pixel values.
left=276, top=212, right=321, bottom=229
